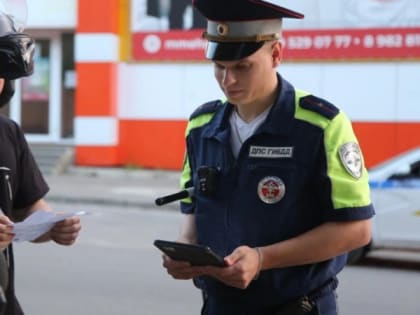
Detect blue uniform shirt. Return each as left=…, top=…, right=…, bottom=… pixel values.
left=180, top=75, right=375, bottom=306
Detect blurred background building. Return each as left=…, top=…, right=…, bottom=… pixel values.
left=2, top=0, right=420, bottom=171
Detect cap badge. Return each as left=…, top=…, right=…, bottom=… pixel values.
left=216, top=23, right=229, bottom=36
left=257, top=176, right=285, bottom=204
left=339, top=142, right=363, bottom=179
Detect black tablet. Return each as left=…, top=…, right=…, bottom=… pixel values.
left=154, top=239, right=226, bottom=267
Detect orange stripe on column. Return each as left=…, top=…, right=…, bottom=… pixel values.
left=119, top=120, right=188, bottom=170
left=75, top=0, right=121, bottom=166
left=75, top=63, right=117, bottom=116
left=78, top=0, right=120, bottom=33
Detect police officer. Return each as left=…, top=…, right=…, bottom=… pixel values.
left=0, top=2, right=81, bottom=314
left=161, top=0, right=375, bottom=314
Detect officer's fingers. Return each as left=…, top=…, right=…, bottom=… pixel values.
left=172, top=266, right=203, bottom=280
left=203, top=266, right=251, bottom=289
left=162, top=255, right=177, bottom=269
left=227, top=248, right=260, bottom=283
left=224, top=245, right=250, bottom=266
left=163, top=259, right=201, bottom=279
left=162, top=255, right=191, bottom=269
left=200, top=265, right=233, bottom=280
left=205, top=252, right=257, bottom=288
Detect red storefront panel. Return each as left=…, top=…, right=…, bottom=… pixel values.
left=132, top=27, right=420, bottom=61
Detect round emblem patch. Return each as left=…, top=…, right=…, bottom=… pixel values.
left=257, top=176, right=285, bottom=204
left=339, top=142, right=363, bottom=179
left=216, top=23, right=229, bottom=36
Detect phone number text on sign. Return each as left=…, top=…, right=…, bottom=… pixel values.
left=283, top=28, right=420, bottom=60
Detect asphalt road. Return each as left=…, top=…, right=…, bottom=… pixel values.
left=12, top=202, right=420, bottom=315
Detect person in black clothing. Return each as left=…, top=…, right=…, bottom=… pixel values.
left=0, top=4, right=81, bottom=315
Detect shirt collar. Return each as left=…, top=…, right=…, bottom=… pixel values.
left=204, top=74, right=296, bottom=139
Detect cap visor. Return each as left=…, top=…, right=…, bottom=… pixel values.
left=205, top=41, right=265, bottom=61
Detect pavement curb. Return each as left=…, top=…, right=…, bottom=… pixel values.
left=44, top=167, right=182, bottom=211
left=45, top=195, right=179, bottom=210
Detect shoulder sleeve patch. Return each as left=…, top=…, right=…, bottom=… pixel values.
left=189, top=100, right=222, bottom=120
left=299, top=95, right=339, bottom=120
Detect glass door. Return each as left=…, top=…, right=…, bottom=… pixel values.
left=20, top=39, right=50, bottom=135
left=18, top=33, right=62, bottom=142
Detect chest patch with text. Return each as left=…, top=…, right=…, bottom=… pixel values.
left=249, top=146, right=294, bottom=158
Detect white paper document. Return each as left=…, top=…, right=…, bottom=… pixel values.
left=12, top=210, right=85, bottom=242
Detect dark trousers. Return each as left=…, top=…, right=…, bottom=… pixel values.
left=201, top=291, right=337, bottom=315
left=201, top=278, right=339, bottom=315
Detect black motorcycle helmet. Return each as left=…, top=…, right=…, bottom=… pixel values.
left=0, top=0, right=35, bottom=106
left=0, top=13, right=34, bottom=80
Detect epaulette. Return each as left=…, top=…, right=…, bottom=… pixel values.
left=189, top=100, right=222, bottom=120
left=299, top=95, right=339, bottom=120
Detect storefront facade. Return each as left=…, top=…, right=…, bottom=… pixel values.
left=6, top=0, right=420, bottom=170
